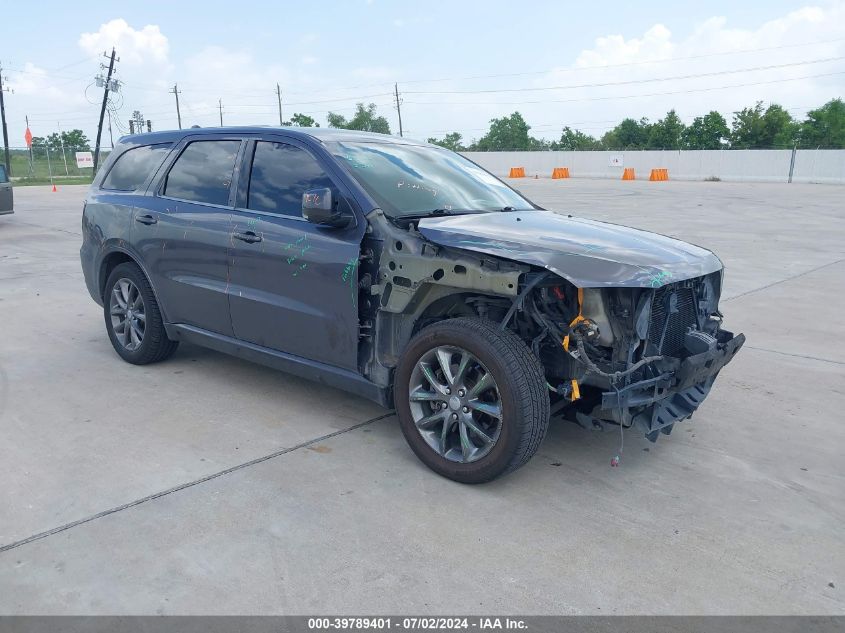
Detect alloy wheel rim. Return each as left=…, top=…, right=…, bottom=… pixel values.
left=408, top=345, right=502, bottom=463
left=109, top=278, right=146, bottom=351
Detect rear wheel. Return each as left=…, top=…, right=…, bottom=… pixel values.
left=104, top=262, right=178, bottom=365
left=395, top=317, right=549, bottom=483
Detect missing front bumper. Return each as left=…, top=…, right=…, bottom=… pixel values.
left=600, top=330, right=746, bottom=441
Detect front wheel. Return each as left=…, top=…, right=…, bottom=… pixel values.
left=395, top=318, right=550, bottom=483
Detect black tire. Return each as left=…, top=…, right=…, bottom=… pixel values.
left=395, top=317, right=550, bottom=483
left=103, top=262, right=178, bottom=365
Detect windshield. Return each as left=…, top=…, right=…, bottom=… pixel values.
left=328, top=141, right=534, bottom=218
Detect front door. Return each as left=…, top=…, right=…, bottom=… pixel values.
left=136, top=137, right=243, bottom=336
left=227, top=138, right=364, bottom=371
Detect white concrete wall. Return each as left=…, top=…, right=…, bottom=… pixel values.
left=461, top=149, right=845, bottom=184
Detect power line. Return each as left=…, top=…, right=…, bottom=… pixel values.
left=393, top=36, right=845, bottom=86
left=404, top=55, right=845, bottom=95
left=402, top=70, right=845, bottom=106
left=272, top=36, right=845, bottom=96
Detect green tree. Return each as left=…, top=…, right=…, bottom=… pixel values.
left=601, top=117, right=651, bottom=149
left=427, top=132, right=464, bottom=151
left=63, top=129, right=91, bottom=152
left=761, top=104, right=797, bottom=148
left=799, top=98, right=845, bottom=148
left=551, top=126, right=601, bottom=150
left=646, top=109, right=685, bottom=149
left=730, top=102, right=765, bottom=148
left=44, top=129, right=91, bottom=154
left=732, top=102, right=798, bottom=148
left=682, top=111, right=730, bottom=149
left=473, top=112, right=535, bottom=151
left=284, top=113, right=319, bottom=127
left=327, top=103, right=391, bottom=134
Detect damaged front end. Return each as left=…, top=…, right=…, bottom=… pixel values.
left=362, top=204, right=743, bottom=440
left=514, top=271, right=745, bottom=440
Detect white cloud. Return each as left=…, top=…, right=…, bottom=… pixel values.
left=575, top=24, right=675, bottom=68
left=7, top=5, right=845, bottom=146
left=79, top=19, right=169, bottom=65
left=416, top=3, right=845, bottom=141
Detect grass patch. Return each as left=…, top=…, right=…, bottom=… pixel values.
left=6, top=148, right=107, bottom=181
left=12, top=176, right=93, bottom=187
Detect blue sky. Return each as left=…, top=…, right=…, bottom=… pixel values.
left=2, top=0, right=844, bottom=146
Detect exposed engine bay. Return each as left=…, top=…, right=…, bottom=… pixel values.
left=359, top=207, right=745, bottom=441
left=499, top=271, right=744, bottom=439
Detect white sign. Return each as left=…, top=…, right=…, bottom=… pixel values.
left=608, top=154, right=624, bottom=167
left=76, top=151, right=94, bottom=169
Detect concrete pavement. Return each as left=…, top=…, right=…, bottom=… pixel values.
left=1, top=180, right=842, bottom=614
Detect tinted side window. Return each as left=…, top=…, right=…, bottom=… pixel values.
left=101, top=144, right=172, bottom=191
left=247, top=142, right=334, bottom=216
left=0, top=165, right=7, bottom=183
left=164, top=140, right=241, bottom=206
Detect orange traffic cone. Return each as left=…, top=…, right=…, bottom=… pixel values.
left=52, top=184, right=57, bottom=192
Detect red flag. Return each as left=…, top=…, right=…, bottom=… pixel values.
left=24, top=127, right=33, bottom=148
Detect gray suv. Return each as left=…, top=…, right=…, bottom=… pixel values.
left=81, top=127, right=744, bottom=483
left=0, top=165, right=12, bottom=215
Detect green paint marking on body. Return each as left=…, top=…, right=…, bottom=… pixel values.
left=341, top=256, right=359, bottom=306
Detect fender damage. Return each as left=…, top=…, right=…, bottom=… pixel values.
left=364, top=208, right=744, bottom=440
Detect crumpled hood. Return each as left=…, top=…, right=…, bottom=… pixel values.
left=417, top=210, right=722, bottom=288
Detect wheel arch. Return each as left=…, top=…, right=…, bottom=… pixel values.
left=368, top=284, right=514, bottom=389
left=98, top=248, right=168, bottom=322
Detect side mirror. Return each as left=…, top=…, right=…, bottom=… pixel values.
left=302, top=188, right=352, bottom=228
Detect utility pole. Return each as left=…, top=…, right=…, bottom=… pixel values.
left=0, top=64, right=11, bottom=176
left=170, top=84, right=182, bottom=129
left=107, top=110, right=114, bottom=148
left=276, top=83, right=283, bottom=126
left=788, top=140, right=797, bottom=183
left=57, top=122, right=69, bottom=176
left=93, top=48, right=118, bottom=174
left=45, top=142, right=54, bottom=189
left=394, top=83, right=403, bottom=137
left=218, top=98, right=223, bottom=126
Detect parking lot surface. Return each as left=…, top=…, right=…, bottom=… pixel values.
left=1, top=180, right=843, bottom=614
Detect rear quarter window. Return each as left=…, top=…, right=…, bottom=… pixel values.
left=101, top=144, right=172, bottom=192
left=0, top=165, right=8, bottom=183
left=163, top=140, right=241, bottom=206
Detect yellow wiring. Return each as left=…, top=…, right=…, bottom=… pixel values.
left=562, top=287, right=586, bottom=350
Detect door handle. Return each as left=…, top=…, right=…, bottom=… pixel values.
left=233, top=231, right=262, bottom=244
left=135, top=214, right=158, bottom=225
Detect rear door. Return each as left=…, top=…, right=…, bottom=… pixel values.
left=227, top=136, right=365, bottom=370
left=137, top=136, right=244, bottom=336
left=0, top=165, right=12, bottom=214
